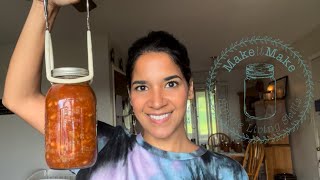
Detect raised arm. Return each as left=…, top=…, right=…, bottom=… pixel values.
left=2, top=0, right=78, bottom=134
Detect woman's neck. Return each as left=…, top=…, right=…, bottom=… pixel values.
left=142, top=127, right=198, bottom=153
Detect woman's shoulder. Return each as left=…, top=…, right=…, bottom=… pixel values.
left=76, top=121, right=136, bottom=180
left=97, top=121, right=115, bottom=138
left=96, top=121, right=134, bottom=151
left=201, top=150, right=248, bottom=179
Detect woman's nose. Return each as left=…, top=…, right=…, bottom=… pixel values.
left=148, top=89, right=167, bottom=109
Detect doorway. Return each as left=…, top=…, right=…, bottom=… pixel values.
left=311, top=54, right=320, bottom=178
left=185, top=89, right=217, bottom=145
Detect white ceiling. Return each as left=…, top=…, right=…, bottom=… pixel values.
left=1, top=0, right=320, bottom=72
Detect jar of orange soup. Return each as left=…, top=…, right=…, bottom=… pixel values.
left=45, top=67, right=97, bottom=169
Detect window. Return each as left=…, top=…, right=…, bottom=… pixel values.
left=185, top=100, right=194, bottom=139
left=185, top=89, right=217, bottom=145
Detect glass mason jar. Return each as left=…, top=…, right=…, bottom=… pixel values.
left=45, top=67, right=97, bottom=169
left=244, top=63, right=276, bottom=120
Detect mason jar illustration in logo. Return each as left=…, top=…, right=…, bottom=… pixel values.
left=244, top=63, right=276, bottom=120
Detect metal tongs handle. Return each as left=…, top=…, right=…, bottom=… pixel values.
left=43, top=0, right=94, bottom=84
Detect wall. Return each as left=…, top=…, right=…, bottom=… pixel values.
left=0, top=43, right=47, bottom=179
left=0, top=33, right=112, bottom=179
left=288, top=24, right=320, bottom=180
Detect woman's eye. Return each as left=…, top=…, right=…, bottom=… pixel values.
left=135, top=86, right=148, bottom=91
left=166, top=81, right=178, bottom=88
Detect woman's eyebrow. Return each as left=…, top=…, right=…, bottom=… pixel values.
left=131, top=75, right=181, bottom=85
left=132, top=80, right=146, bottom=85
left=164, top=75, right=182, bottom=81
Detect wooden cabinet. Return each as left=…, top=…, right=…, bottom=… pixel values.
left=238, top=90, right=294, bottom=179
left=265, top=143, right=293, bottom=180
left=238, top=89, right=260, bottom=140
left=254, top=100, right=293, bottom=180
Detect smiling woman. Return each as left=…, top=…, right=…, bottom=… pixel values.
left=129, top=52, right=194, bottom=149
left=2, top=0, right=248, bottom=178
left=80, top=31, right=248, bottom=180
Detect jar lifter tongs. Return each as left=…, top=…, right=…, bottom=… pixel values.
left=43, top=0, right=94, bottom=84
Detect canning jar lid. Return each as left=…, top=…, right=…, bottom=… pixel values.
left=246, top=63, right=274, bottom=79
left=52, top=67, right=89, bottom=79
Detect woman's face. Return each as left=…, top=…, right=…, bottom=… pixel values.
left=130, top=52, right=194, bottom=142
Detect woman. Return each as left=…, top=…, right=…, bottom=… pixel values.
left=3, top=0, right=248, bottom=179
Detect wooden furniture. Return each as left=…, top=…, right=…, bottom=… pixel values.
left=238, top=84, right=293, bottom=179
left=220, top=151, right=245, bottom=163
left=254, top=100, right=293, bottom=180
left=242, top=143, right=265, bottom=180
left=207, top=133, right=231, bottom=152
left=264, top=137, right=293, bottom=180
left=238, top=89, right=260, bottom=144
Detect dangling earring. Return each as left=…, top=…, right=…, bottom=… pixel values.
left=127, top=97, right=133, bottom=115
left=128, top=101, right=136, bottom=134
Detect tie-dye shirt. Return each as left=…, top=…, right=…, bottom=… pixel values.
left=76, top=122, right=248, bottom=180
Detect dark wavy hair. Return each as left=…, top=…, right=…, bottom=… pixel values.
left=126, top=31, right=192, bottom=89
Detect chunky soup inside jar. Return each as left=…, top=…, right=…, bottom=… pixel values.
left=45, top=83, right=97, bottom=169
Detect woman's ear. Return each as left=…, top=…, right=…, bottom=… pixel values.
left=188, top=80, right=194, bottom=100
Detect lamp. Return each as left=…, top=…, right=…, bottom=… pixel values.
left=267, top=84, right=275, bottom=92
left=265, top=84, right=275, bottom=100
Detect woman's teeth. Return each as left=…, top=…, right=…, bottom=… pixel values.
left=149, top=113, right=169, bottom=121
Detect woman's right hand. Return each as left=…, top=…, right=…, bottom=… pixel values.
left=36, top=0, right=80, bottom=7
left=33, top=0, right=81, bottom=14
